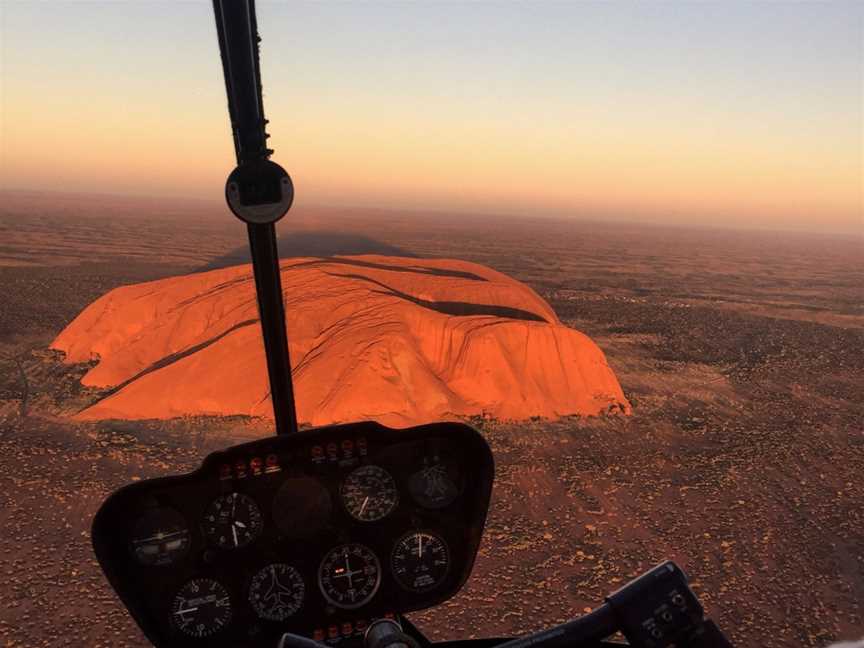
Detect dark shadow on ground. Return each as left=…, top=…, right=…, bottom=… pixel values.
left=198, top=231, right=417, bottom=272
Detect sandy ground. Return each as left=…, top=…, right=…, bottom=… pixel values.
left=1, top=191, right=862, bottom=647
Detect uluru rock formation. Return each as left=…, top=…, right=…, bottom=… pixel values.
left=51, top=255, right=630, bottom=426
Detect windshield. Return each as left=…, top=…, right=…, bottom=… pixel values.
left=0, top=3, right=861, bottom=648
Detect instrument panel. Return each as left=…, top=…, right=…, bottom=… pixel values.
left=92, top=421, right=494, bottom=648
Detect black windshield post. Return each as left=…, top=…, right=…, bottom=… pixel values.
left=213, top=0, right=299, bottom=436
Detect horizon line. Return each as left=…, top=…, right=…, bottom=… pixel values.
left=1, top=186, right=860, bottom=240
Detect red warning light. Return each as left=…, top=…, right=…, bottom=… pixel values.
left=341, top=622, right=353, bottom=636
left=313, top=629, right=325, bottom=642
left=311, top=445, right=324, bottom=458
left=234, top=459, right=247, bottom=478
left=249, top=457, right=263, bottom=475
left=328, top=625, right=339, bottom=639
left=265, top=454, right=280, bottom=474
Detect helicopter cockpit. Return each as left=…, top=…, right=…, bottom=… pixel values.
left=90, top=3, right=733, bottom=648
left=93, top=421, right=493, bottom=647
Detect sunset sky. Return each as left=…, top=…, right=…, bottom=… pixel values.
left=1, top=1, right=861, bottom=234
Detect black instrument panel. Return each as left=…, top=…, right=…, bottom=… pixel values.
left=92, top=421, right=495, bottom=648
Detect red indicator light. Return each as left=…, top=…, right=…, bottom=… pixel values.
left=250, top=457, right=263, bottom=475
left=341, top=622, right=353, bottom=636
left=311, top=445, right=324, bottom=457
left=328, top=625, right=339, bottom=639
left=313, top=629, right=325, bottom=641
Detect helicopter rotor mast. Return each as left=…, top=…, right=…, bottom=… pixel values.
left=212, top=0, right=299, bottom=436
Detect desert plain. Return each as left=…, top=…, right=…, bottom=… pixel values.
left=0, top=190, right=861, bottom=647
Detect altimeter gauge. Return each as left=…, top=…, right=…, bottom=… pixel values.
left=391, top=531, right=449, bottom=592
left=171, top=578, right=232, bottom=638
left=248, top=563, right=305, bottom=621
left=202, top=492, right=263, bottom=549
left=340, top=465, right=399, bottom=522
left=130, top=508, right=190, bottom=566
left=318, top=543, right=381, bottom=609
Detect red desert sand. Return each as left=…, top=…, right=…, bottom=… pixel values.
left=52, top=255, right=630, bottom=426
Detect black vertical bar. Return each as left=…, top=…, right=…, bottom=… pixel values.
left=213, top=0, right=299, bottom=435
left=247, top=223, right=298, bottom=436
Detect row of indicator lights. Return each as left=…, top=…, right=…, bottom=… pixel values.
left=312, top=612, right=396, bottom=642
left=310, top=438, right=368, bottom=463
left=218, top=454, right=281, bottom=480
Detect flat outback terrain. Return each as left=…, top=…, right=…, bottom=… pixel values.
left=0, top=190, right=862, bottom=648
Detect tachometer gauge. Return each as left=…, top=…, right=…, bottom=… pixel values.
left=340, top=465, right=399, bottom=522
left=391, top=531, right=449, bottom=592
left=171, top=578, right=231, bottom=638
left=130, top=508, right=190, bottom=566
left=409, top=461, right=459, bottom=509
left=202, top=492, right=262, bottom=549
left=249, top=563, right=305, bottom=621
left=318, top=543, right=381, bottom=609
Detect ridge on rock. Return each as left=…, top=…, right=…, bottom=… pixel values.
left=51, top=255, right=631, bottom=426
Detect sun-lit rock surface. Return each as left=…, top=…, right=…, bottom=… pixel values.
left=51, top=255, right=630, bottom=425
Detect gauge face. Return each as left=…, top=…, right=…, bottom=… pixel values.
left=318, top=543, right=381, bottom=609
left=130, top=508, right=190, bottom=566
left=171, top=578, right=232, bottom=638
left=248, top=563, right=305, bottom=621
left=340, top=465, right=399, bottom=522
left=391, top=531, right=450, bottom=592
left=273, top=476, right=333, bottom=538
left=202, top=492, right=263, bottom=549
left=409, top=460, right=459, bottom=509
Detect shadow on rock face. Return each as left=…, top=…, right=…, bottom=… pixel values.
left=198, top=231, right=417, bottom=272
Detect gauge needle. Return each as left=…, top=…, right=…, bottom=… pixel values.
left=232, top=524, right=239, bottom=547
left=135, top=530, right=186, bottom=543
left=345, top=555, right=354, bottom=588
left=174, top=607, right=198, bottom=615
left=418, top=534, right=423, bottom=557
left=360, top=496, right=369, bottom=516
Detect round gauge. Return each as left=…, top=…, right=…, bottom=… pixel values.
left=340, top=465, right=399, bottom=522
left=273, top=476, right=332, bottom=538
left=318, top=543, right=381, bottom=609
left=248, top=563, right=305, bottom=621
left=391, top=531, right=450, bottom=592
left=171, top=578, right=232, bottom=638
left=409, top=460, right=459, bottom=509
left=130, top=508, right=190, bottom=566
left=202, top=492, right=263, bottom=549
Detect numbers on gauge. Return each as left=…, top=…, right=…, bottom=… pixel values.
left=318, top=543, right=381, bottom=609
left=130, top=508, right=190, bottom=566
left=391, top=531, right=450, bottom=592
left=248, top=563, right=305, bottom=621
left=171, top=578, right=232, bottom=638
left=340, top=465, right=399, bottom=522
left=202, top=492, right=263, bottom=549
